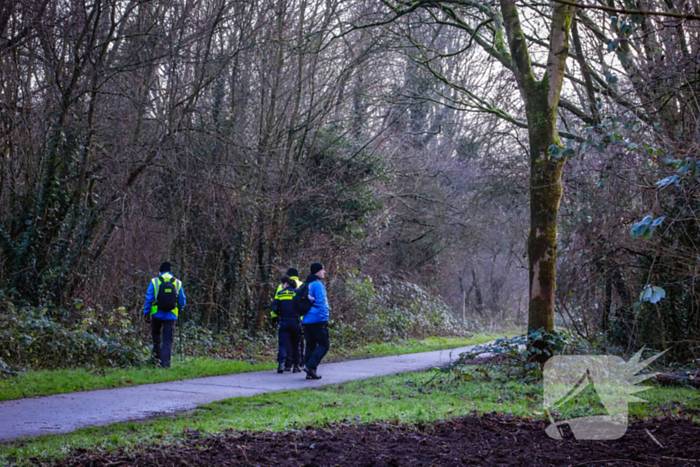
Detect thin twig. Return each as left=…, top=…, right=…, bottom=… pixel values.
left=644, top=428, right=664, bottom=448
left=551, top=0, right=700, bottom=21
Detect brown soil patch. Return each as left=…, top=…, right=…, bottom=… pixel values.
left=47, top=415, right=700, bottom=467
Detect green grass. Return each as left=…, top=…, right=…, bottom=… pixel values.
left=0, top=333, right=502, bottom=402
left=0, top=359, right=277, bottom=402
left=2, top=368, right=698, bottom=466
left=333, top=333, right=504, bottom=360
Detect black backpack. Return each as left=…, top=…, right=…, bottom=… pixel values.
left=292, top=282, right=314, bottom=314
left=155, top=275, right=178, bottom=312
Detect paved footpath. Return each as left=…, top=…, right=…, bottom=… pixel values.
left=0, top=345, right=482, bottom=442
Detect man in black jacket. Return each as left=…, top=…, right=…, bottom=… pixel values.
left=272, top=268, right=303, bottom=369
left=271, top=276, right=302, bottom=373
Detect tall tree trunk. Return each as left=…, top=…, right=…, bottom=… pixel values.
left=459, top=272, right=467, bottom=322
left=500, top=0, right=576, bottom=350
left=471, top=268, right=484, bottom=316
left=525, top=85, right=565, bottom=334
left=603, top=270, right=612, bottom=335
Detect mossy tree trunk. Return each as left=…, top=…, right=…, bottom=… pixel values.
left=500, top=0, right=576, bottom=345
left=526, top=100, right=564, bottom=335
left=364, top=0, right=579, bottom=349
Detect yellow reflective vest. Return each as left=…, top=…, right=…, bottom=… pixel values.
left=271, top=276, right=301, bottom=318
left=151, top=273, right=183, bottom=317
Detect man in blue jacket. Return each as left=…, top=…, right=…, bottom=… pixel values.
left=303, top=262, right=329, bottom=380
left=143, top=262, right=186, bottom=368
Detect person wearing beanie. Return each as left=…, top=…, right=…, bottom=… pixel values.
left=302, top=262, right=330, bottom=380
left=272, top=267, right=303, bottom=370
left=271, top=276, right=303, bottom=373
left=143, top=262, right=186, bottom=368
left=274, top=268, right=301, bottom=292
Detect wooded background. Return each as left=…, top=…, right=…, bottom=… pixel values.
left=0, top=0, right=698, bottom=363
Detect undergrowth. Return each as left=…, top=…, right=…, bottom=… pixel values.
left=1, top=274, right=475, bottom=378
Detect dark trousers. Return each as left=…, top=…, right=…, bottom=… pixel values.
left=304, top=321, right=329, bottom=369
left=285, top=323, right=306, bottom=367
left=278, top=319, right=302, bottom=366
left=299, top=325, right=305, bottom=362
left=151, top=318, right=176, bottom=368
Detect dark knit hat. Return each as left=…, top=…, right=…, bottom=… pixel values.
left=310, top=262, right=324, bottom=275
left=286, top=267, right=299, bottom=277
left=159, top=262, right=172, bottom=273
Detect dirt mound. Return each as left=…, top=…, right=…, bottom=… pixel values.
left=48, top=414, right=700, bottom=466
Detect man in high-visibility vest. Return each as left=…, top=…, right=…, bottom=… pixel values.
left=271, top=267, right=302, bottom=370
left=271, top=276, right=302, bottom=373
left=273, top=268, right=301, bottom=292
left=143, top=262, right=186, bottom=368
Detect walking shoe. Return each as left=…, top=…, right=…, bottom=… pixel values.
left=277, top=363, right=285, bottom=374
left=292, top=365, right=301, bottom=373
left=284, top=366, right=292, bottom=372
left=304, top=367, right=321, bottom=380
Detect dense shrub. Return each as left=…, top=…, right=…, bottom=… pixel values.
left=0, top=306, right=282, bottom=377
left=178, top=322, right=276, bottom=361
left=0, top=274, right=468, bottom=376
left=0, top=305, right=149, bottom=373
left=329, top=273, right=468, bottom=349
left=0, top=356, right=19, bottom=378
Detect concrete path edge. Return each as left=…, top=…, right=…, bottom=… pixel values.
left=0, top=343, right=491, bottom=442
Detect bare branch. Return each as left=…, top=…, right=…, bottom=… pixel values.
left=552, top=0, right=700, bottom=21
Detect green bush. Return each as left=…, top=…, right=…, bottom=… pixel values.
left=178, top=321, right=276, bottom=361
left=0, top=273, right=467, bottom=375
left=0, top=356, right=21, bottom=378
left=329, top=273, right=467, bottom=349
left=0, top=306, right=149, bottom=374
left=0, top=292, right=284, bottom=376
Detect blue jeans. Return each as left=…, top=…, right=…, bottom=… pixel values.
left=304, top=321, right=329, bottom=369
